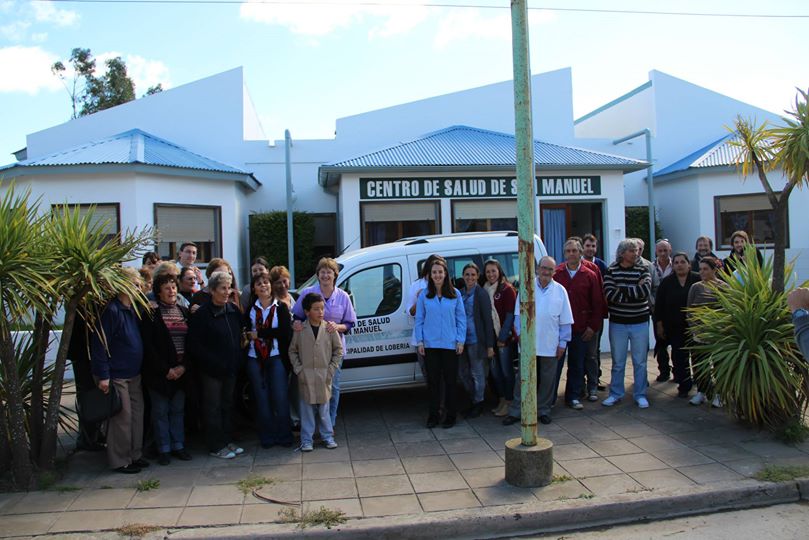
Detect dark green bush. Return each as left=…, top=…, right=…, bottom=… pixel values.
left=625, top=206, right=664, bottom=248
left=249, top=212, right=315, bottom=287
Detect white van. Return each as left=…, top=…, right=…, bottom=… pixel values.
left=298, top=231, right=547, bottom=392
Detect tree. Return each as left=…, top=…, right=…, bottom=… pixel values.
left=51, top=48, right=162, bottom=118
left=731, top=88, right=809, bottom=293
left=0, top=184, right=154, bottom=488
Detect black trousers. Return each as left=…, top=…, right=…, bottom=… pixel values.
left=653, top=315, right=671, bottom=375
left=425, top=348, right=459, bottom=421
left=200, top=373, right=236, bottom=452
left=668, top=329, right=692, bottom=393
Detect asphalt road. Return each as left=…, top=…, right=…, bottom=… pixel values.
left=508, top=502, right=809, bottom=540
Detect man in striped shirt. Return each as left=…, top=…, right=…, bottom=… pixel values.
left=602, top=239, right=652, bottom=409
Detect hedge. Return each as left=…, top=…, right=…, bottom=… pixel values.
left=249, top=211, right=315, bottom=287
left=625, top=206, right=664, bottom=252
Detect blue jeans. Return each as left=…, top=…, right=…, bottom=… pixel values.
left=491, top=343, right=515, bottom=400
left=148, top=387, right=185, bottom=453
left=458, top=342, right=486, bottom=404
left=329, top=365, right=341, bottom=428
left=246, top=355, right=293, bottom=446
left=608, top=321, right=649, bottom=401
left=554, top=333, right=587, bottom=404
left=299, top=400, right=334, bottom=446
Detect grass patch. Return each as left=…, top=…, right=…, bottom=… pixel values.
left=775, top=418, right=809, bottom=444
left=135, top=479, right=160, bottom=492
left=49, top=485, right=82, bottom=493
left=279, top=506, right=347, bottom=529
left=754, top=464, right=809, bottom=482
left=36, top=471, right=58, bottom=490
left=116, top=523, right=161, bottom=538
left=236, top=474, right=274, bottom=494
left=551, top=474, right=572, bottom=484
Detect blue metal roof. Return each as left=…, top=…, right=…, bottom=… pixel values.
left=1, top=129, right=250, bottom=176
left=322, top=126, right=647, bottom=175
left=655, top=134, right=740, bottom=177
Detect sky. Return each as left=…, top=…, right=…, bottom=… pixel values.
left=1, top=0, right=807, bottom=161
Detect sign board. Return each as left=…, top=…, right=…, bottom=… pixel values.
left=360, top=176, right=601, bottom=199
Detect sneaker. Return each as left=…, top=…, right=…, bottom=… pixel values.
left=711, top=395, right=723, bottom=408
left=300, top=442, right=314, bottom=452
left=539, top=415, right=552, bottom=425
left=227, top=443, right=244, bottom=455
left=636, top=397, right=650, bottom=409
left=601, top=395, right=620, bottom=407
left=568, top=400, right=584, bottom=410
left=325, top=440, right=338, bottom=449
left=587, top=391, right=599, bottom=402
left=209, top=447, right=236, bottom=459
left=689, top=392, right=706, bottom=406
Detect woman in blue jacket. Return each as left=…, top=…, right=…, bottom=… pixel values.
left=415, top=258, right=466, bottom=429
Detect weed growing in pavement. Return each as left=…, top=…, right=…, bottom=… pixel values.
left=577, top=493, right=594, bottom=499
left=48, top=485, right=81, bottom=493
left=236, top=474, right=275, bottom=494
left=754, top=464, right=809, bottom=482
left=116, top=523, right=161, bottom=538
left=36, top=470, right=58, bottom=490
left=775, top=418, right=809, bottom=444
left=551, top=474, right=573, bottom=483
left=135, top=479, right=160, bottom=492
left=279, top=506, right=347, bottom=529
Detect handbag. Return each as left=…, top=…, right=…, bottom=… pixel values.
left=78, top=384, right=123, bottom=424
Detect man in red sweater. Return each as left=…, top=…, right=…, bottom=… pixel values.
left=553, top=239, right=607, bottom=408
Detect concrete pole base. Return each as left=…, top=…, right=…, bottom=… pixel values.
left=504, top=437, right=554, bottom=488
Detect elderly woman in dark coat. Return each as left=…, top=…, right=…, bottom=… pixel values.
left=187, top=271, right=246, bottom=459
left=141, top=272, right=192, bottom=465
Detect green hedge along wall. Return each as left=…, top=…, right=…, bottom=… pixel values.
left=625, top=206, right=664, bottom=255
left=249, top=211, right=315, bottom=287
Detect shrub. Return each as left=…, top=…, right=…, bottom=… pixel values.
left=624, top=206, right=664, bottom=249
left=249, top=211, right=315, bottom=287
left=688, top=245, right=809, bottom=431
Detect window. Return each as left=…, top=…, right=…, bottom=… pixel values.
left=453, top=200, right=517, bottom=233
left=482, top=252, right=520, bottom=284
left=312, top=213, right=337, bottom=260
left=715, top=194, right=788, bottom=249
left=154, top=204, right=221, bottom=262
left=361, top=202, right=439, bottom=247
left=51, top=203, right=120, bottom=245
left=417, top=255, right=483, bottom=290
left=340, top=263, right=402, bottom=318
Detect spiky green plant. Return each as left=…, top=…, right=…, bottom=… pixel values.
left=0, top=182, right=155, bottom=488
left=688, top=245, right=809, bottom=431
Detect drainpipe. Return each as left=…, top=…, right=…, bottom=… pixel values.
left=285, top=129, right=295, bottom=285
left=613, top=129, right=655, bottom=249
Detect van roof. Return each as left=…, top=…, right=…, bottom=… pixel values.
left=337, top=231, right=541, bottom=265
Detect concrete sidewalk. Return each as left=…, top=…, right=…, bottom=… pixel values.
left=2, top=356, right=808, bottom=538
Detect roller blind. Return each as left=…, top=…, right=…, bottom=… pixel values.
left=363, top=202, right=437, bottom=222
left=78, top=204, right=118, bottom=235
left=453, top=200, right=516, bottom=220
left=155, top=206, right=218, bottom=242
left=717, top=194, right=771, bottom=213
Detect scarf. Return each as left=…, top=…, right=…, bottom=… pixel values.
left=253, top=302, right=277, bottom=362
left=483, top=282, right=501, bottom=336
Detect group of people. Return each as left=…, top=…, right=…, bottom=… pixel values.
left=84, top=242, right=355, bottom=474
left=409, top=230, right=768, bottom=429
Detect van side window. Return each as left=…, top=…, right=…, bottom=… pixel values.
left=483, top=252, right=520, bottom=285
left=340, top=263, right=402, bottom=318
left=417, top=256, right=482, bottom=289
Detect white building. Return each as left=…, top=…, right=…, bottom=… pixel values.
left=2, top=66, right=805, bottom=284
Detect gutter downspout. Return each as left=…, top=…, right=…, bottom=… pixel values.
left=613, top=129, right=655, bottom=249
left=285, top=130, right=295, bottom=285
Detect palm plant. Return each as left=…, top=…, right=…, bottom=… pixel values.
left=688, top=245, right=809, bottom=431
left=0, top=183, right=154, bottom=488
left=730, top=87, right=809, bottom=294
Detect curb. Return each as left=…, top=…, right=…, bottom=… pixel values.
left=165, top=479, right=801, bottom=539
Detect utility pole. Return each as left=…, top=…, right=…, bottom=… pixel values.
left=504, top=0, right=553, bottom=488
left=284, top=129, right=295, bottom=285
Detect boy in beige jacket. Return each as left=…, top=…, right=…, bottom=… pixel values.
left=289, top=293, right=343, bottom=451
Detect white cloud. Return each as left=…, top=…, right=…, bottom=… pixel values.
left=93, top=51, right=171, bottom=93
left=434, top=8, right=555, bottom=49
left=32, top=1, right=79, bottom=27
left=0, top=45, right=62, bottom=94
left=240, top=0, right=432, bottom=38
left=125, top=54, right=171, bottom=92
left=0, top=20, right=31, bottom=41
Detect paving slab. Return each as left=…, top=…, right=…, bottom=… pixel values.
left=418, top=488, right=481, bottom=511
left=401, top=455, right=456, bottom=474
left=127, top=486, right=193, bottom=508
left=580, top=473, right=645, bottom=496
left=302, top=497, right=363, bottom=518
left=2, top=512, right=59, bottom=536
left=69, top=487, right=135, bottom=510
left=301, top=477, right=357, bottom=500
left=356, top=474, right=414, bottom=497
left=186, top=484, right=245, bottom=506
left=607, top=452, right=669, bottom=473
left=630, top=468, right=697, bottom=490
left=532, top=479, right=592, bottom=502
left=177, top=504, right=242, bottom=526
left=449, top=450, right=503, bottom=470
left=360, top=493, right=422, bottom=517
left=409, top=470, right=468, bottom=493
left=351, top=458, right=405, bottom=477
left=5, top=490, right=81, bottom=514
